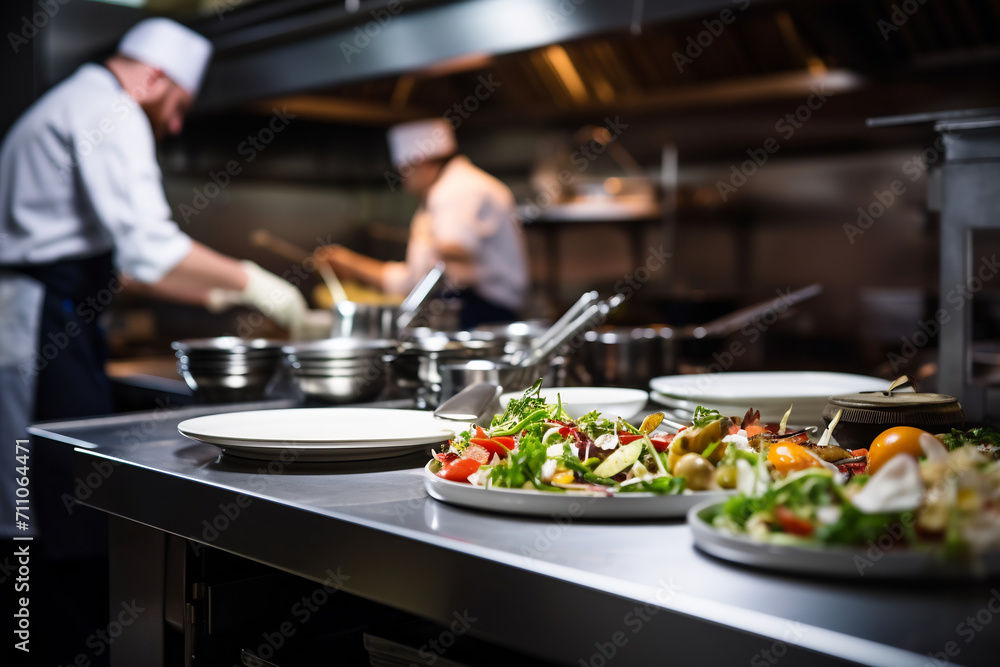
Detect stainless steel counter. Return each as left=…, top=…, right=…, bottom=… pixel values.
left=31, top=403, right=1000, bottom=667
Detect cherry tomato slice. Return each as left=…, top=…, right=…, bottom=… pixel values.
left=617, top=432, right=674, bottom=452
left=437, top=457, right=483, bottom=483
left=469, top=437, right=511, bottom=459
left=462, top=443, right=490, bottom=465
left=775, top=505, right=814, bottom=536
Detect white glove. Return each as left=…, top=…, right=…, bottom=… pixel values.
left=207, top=261, right=308, bottom=332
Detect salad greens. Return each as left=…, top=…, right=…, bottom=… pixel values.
left=691, top=405, right=724, bottom=429
left=435, top=380, right=690, bottom=495
left=937, top=426, right=1000, bottom=452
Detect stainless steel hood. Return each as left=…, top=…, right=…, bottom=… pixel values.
left=193, top=0, right=752, bottom=111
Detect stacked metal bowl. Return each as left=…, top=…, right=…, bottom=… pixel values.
left=172, top=337, right=286, bottom=403
left=283, top=339, right=400, bottom=403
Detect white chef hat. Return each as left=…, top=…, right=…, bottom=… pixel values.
left=118, top=18, right=213, bottom=96
left=387, top=118, right=457, bottom=168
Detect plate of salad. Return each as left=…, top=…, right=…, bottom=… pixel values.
left=688, top=425, right=1000, bottom=580
left=423, top=380, right=744, bottom=519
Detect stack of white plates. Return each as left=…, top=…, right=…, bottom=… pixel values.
left=178, top=407, right=458, bottom=462
left=649, top=371, right=887, bottom=426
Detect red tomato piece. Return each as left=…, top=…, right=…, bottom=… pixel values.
left=437, top=457, right=482, bottom=483
left=434, top=451, right=458, bottom=463
left=469, top=437, right=511, bottom=459
left=649, top=434, right=675, bottom=452
left=462, top=443, right=490, bottom=465
left=615, top=432, right=674, bottom=451
left=774, top=505, right=814, bottom=536
left=493, top=436, right=516, bottom=449
left=475, top=426, right=488, bottom=439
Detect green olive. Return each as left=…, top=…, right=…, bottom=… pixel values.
left=674, top=453, right=716, bottom=491
left=716, top=464, right=737, bottom=489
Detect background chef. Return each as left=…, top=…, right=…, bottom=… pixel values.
left=317, top=118, right=529, bottom=329
left=0, top=18, right=306, bottom=661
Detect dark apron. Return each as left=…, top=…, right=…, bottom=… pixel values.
left=12, top=252, right=116, bottom=422
left=455, top=288, right=518, bottom=330
left=6, top=252, right=115, bottom=664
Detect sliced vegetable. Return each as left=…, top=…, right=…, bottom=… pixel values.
left=592, top=440, right=644, bottom=478
left=437, top=458, right=483, bottom=483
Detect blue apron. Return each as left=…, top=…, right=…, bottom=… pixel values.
left=455, top=288, right=518, bottom=330
left=4, top=251, right=115, bottom=557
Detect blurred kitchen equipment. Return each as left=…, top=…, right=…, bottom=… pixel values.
left=436, top=295, right=620, bottom=403
left=575, top=284, right=823, bottom=388
left=250, top=229, right=349, bottom=304
left=433, top=381, right=502, bottom=423
left=283, top=338, right=399, bottom=403
left=331, top=300, right=398, bottom=339
left=438, top=358, right=565, bottom=407
left=395, top=262, right=446, bottom=330
left=394, top=331, right=505, bottom=405
left=329, top=264, right=449, bottom=339
left=509, top=290, right=599, bottom=366
left=576, top=327, right=665, bottom=389
left=822, top=376, right=965, bottom=450
left=473, top=320, right=551, bottom=354
left=172, top=337, right=287, bottom=403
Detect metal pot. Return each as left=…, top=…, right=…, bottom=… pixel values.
left=473, top=320, right=551, bottom=355
left=574, top=327, right=671, bottom=389
left=437, top=357, right=566, bottom=405
left=283, top=338, right=399, bottom=403
left=172, top=337, right=288, bottom=403
left=330, top=301, right=399, bottom=339
left=392, top=332, right=506, bottom=403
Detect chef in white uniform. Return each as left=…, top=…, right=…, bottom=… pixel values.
left=317, top=118, right=528, bottom=329
left=0, top=20, right=306, bottom=536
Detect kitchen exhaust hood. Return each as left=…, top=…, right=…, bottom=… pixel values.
left=189, top=0, right=1000, bottom=126
left=193, top=0, right=763, bottom=111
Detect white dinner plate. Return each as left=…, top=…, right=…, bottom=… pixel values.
left=650, top=371, right=886, bottom=402
left=423, top=462, right=732, bottom=519
left=499, top=387, right=649, bottom=421
left=688, top=500, right=1000, bottom=580
left=649, top=391, right=830, bottom=425
left=649, top=372, right=886, bottom=425
left=178, top=408, right=457, bottom=461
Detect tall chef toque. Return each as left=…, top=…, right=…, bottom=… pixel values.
left=118, top=18, right=213, bottom=96
left=387, top=119, right=458, bottom=169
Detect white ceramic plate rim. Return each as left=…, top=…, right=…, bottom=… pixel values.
left=423, top=461, right=733, bottom=519
left=650, top=372, right=886, bottom=402
left=178, top=408, right=457, bottom=446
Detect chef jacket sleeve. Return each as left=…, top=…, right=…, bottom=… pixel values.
left=75, top=113, right=192, bottom=284
left=426, top=191, right=483, bottom=255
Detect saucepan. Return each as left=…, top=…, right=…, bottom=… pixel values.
left=433, top=293, right=622, bottom=404
left=573, top=284, right=823, bottom=388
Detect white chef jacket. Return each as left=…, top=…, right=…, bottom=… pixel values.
left=383, top=155, right=528, bottom=312
left=0, top=63, right=192, bottom=281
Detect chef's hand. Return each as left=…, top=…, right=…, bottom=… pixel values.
left=315, top=244, right=358, bottom=280
left=206, top=261, right=307, bottom=332
left=315, top=245, right=385, bottom=286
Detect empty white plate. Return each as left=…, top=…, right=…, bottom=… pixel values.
left=499, top=386, right=649, bottom=421
left=650, top=371, right=886, bottom=403
left=649, top=372, right=886, bottom=426
left=178, top=408, right=457, bottom=461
